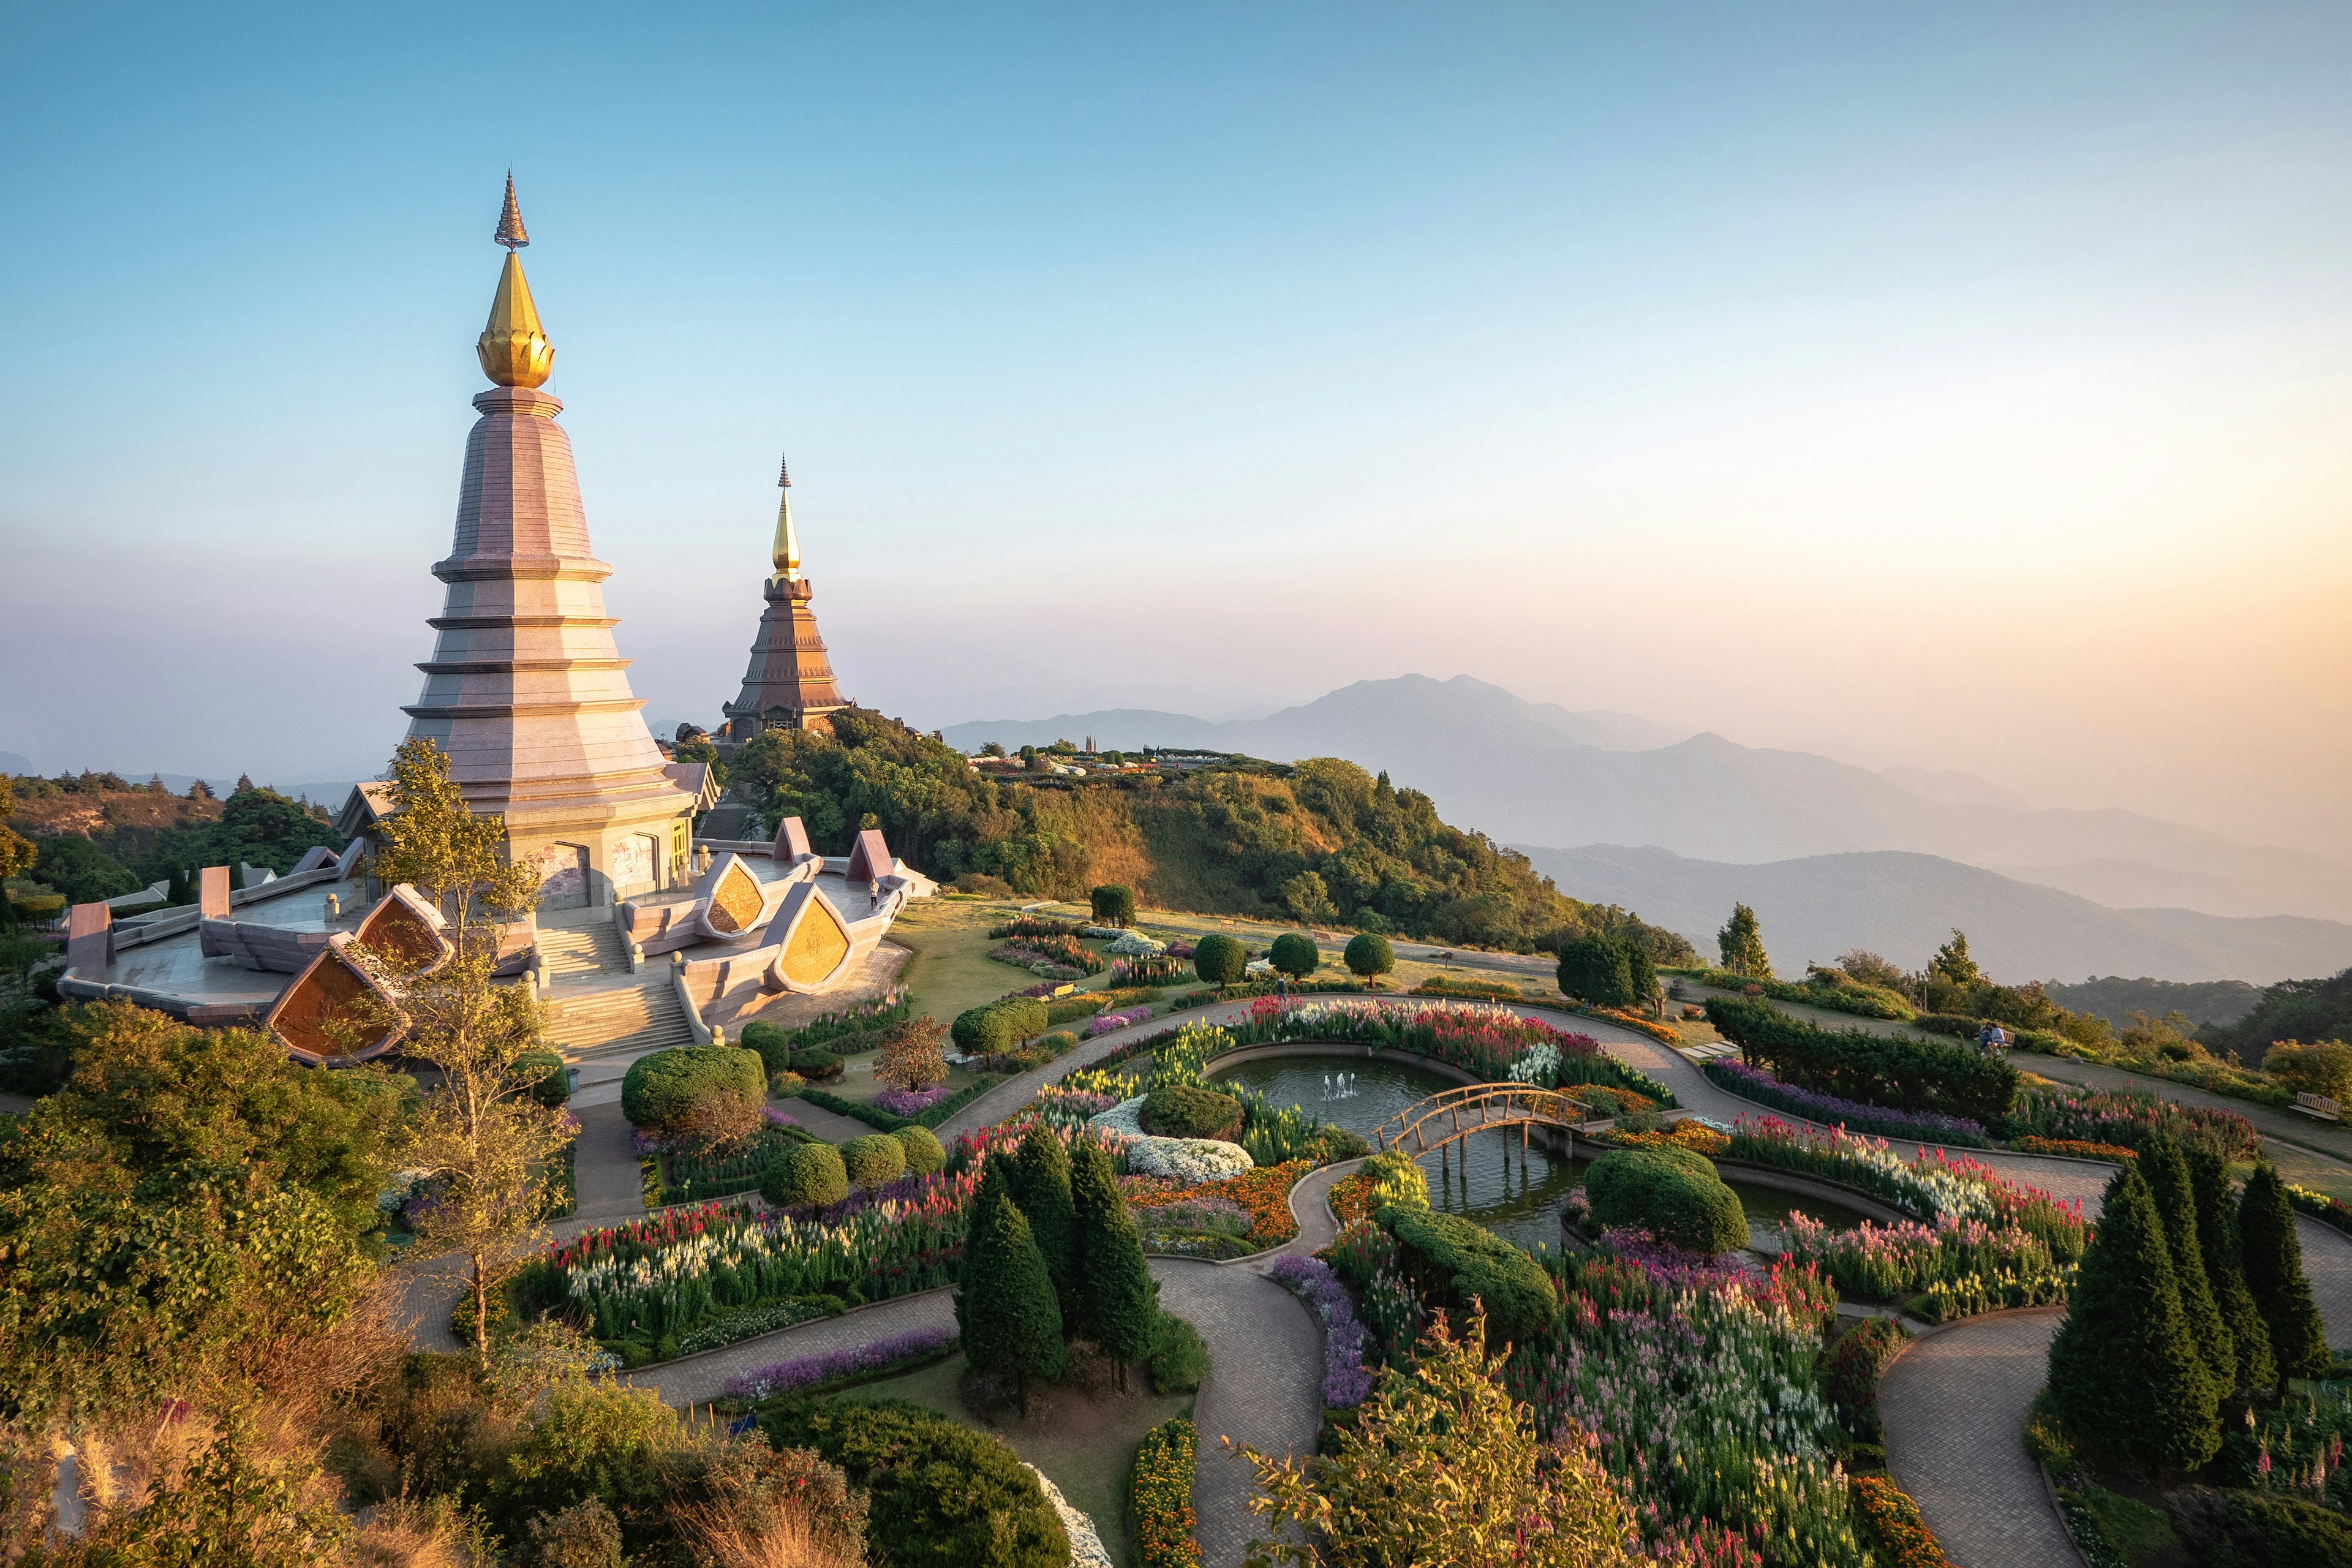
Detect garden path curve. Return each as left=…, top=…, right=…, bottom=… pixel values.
left=1877, top=1310, right=2073, bottom=1568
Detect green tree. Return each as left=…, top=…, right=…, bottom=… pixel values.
left=954, top=1153, right=1016, bottom=1339
left=1929, top=928, right=1981, bottom=988
left=961, top=1191, right=1066, bottom=1412
left=1556, top=933, right=1636, bottom=1009
left=356, top=737, right=569, bottom=1367
left=1194, top=933, right=1248, bottom=991
left=2187, top=1145, right=2274, bottom=1392
left=1089, top=883, right=1136, bottom=927
left=2239, top=1162, right=2331, bottom=1389
left=1343, top=932, right=1395, bottom=986
left=2045, top=1164, right=2219, bottom=1474
left=32, top=833, right=140, bottom=903
left=1716, top=903, right=1770, bottom=978
left=1267, top=932, right=1320, bottom=981
left=2138, top=1139, right=2234, bottom=1392
left=1278, top=869, right=1337, bottom=925
left=1070, top=1141, right=1156, bottom=1384
left=1010, top=1123, right=1079, bottom=1321
left=1233, top=1308, right=1637, bottom=1568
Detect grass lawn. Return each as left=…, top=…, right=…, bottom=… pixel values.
left=832, top=1354, right=1192, bottom=1566
left=890, top=899, right=1039, bottom=1021
left=2244, top=1142, right=2352, bottom=1204
left=819, top=1055, right=989, bottom=1107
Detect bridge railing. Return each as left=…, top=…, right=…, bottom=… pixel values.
left=1370, top=1082, right=1588, bottom=1155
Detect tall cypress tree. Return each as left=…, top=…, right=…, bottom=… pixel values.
left=2187, top=1145, right=2273, bottom=1392
left=1010, top=1125, right=1080, bottom=1323
left=2046, top=1165, right=2219, bottom=1474
left=2239, top=1163, right=2331, bottom=1390
left=2140, top=1139, right=2234, bottom=1392
left=954, top=1151, right=1016, bottom=1339
left=962, top=1190, right=1066, bottom=1413
left=1071, top=1140, right=1157, bottom=1387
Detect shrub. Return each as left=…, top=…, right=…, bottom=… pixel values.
left=1382, top=1207, right=1557, bottom=1352
left=1139, top=1084, right=1243, bottom=1141
left=892, top=1124, right=944, bottom=1176
left=1147, top=1311, right=1210, bottom=1393
left=2218, top=1489, right=2352, bottom=1567
left=516, top=1048, right=570, bottom=1107
left=2263, top=1040, right=2352, bottom=1105
left=951, top=1005, right=1015, bottom=1058
left=1131, top=1418, right=1200, bottom=1568
left=738, top=1019, right=791, bottom=1076
left=1704, top=995, right=2018, bottom=1125
left=1193, top=934, right=1248, bottom=989
left=1267, top=932, right=1320, bottom=980
left=762, top=1398, right=1068, bottom=1568
left=1556, top=933, right=1638, bottom=1009
left=760, top=1142, right=849, bottom=1209
left=839, top=1134, right=907, bottom=1191
left=1585, top=1146, right=1746, bottom=1256
left=1090, top=883, right=1136, bottom=926
left=620, top=1046, right=764, bottom=1134
left=790, top=1046, right=843, bottom=1084
left=1852, top=1475, right=1951, bottom=1567
left=1343, top=932, right=1395, bottom=982
left=998, top=997, right=1049, bottom=1044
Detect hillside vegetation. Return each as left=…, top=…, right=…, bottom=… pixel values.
left=732, top=709, right=1693, bottom=959
left=2043, top=975, right=2263, bottom=1030
left=6, top=772, right=341, bottom=905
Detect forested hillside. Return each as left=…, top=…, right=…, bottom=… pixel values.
left=731, top=709, right=1693, bottom=959
left=4, top=772, right=341, bottom=905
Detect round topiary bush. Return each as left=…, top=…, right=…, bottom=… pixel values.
left=894, top=1123, right=946, bottom=1175
left=1267, top=932, right=1320, bottom=980
left=790, top=1046, right=844, bottom=1083
left=515, top=1048, right=570, bottom=1107
left=761, top=1142, right=849, bottom=1209
left=1193, top=934, right=1248, bottom=989
left=738, top=1019, right=792, bottom=1076
left=841, top=1133, right=908, bottom=1191
left=1586, top=1146, right=1747, bottom=1256
left=620, top=1045, right=764, bottom=1133
left=1090, top=883, right=1136, bottom=927
left=1343, top=932, right=1395, bottom=982
left=1139, top=1083, right=1243, bottom=1141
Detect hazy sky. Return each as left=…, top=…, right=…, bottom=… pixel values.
left=3, top=4, right=2348, bottom=858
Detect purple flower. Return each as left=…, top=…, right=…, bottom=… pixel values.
left=1269, top=1254, right=1376, bottom=1408
left=1596, top=1228, right=1751, bottom=1290
left=875, top=1084, right=952, bottom=1117
left=761, top=1106, right=799, bottom=1128
left=724, top=1325, right=959, bottom=1402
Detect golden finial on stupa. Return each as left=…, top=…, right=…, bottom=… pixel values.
left=771, top=450, right=802, bottom=582
left=477, top=175, right=553, bottom=388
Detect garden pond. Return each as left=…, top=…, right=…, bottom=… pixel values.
left=1213, top=1052, right=1873, bottom=1254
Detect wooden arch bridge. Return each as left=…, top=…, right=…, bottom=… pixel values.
left=1370, top=1083, right=1590, bottom=1160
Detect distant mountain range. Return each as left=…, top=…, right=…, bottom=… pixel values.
left=940, top=674, right=2352, bottom=929
left=1512, top=844, right=2352, bottom=986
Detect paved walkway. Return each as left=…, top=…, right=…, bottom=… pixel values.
left=1879, top=1311, right=2073, bottom=1568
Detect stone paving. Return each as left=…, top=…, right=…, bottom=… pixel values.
left=1879, top=1310, right=2074, bottom=1568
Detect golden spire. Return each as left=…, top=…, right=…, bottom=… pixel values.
left=771, top=450, right=802, bottom=581
left=477, top=176, right=553, bottom=388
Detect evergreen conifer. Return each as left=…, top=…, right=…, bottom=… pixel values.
left=954, top=1152, right=1016, bottom=1339
left=2140, top=1139, right=2234, bottom=1392
left=1071, top=1140, right=1157, bottom=1387
left=2046, top=1164, right=2219, bottom=1474
left=2239, top=1162, right=2331, bottom=1390
left=962, top=1191, right=1066, bottom=1412
left=1011, top=1125, right=1080, bottom=1322
left=2187, top=1145, right=2274, bottom=1392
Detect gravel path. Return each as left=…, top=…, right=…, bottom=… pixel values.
left=1879, top=1311, right=2073, bottom=1568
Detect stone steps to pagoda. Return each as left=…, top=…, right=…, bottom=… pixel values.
left=539, top=921, right=628, bottom=979
left=545, top=980, right=695, bottom=1059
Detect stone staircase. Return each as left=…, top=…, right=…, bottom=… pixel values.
left=538, top=921, right=628, bottom=980
left=545, top=979, right=695, bottom=1059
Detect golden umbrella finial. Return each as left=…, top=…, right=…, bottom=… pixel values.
left=772, top=448, right=802, bottom=581
left=495, top=170, right=530, bottom=251
left=477, top=175, right=552, bottom=387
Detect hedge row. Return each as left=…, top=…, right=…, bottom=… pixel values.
left=1703, top=996, right=2018, bottom=1125
left=793, top=1079, right=998, bottom=1132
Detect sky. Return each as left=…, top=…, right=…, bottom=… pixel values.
left=2, top=2, right=2348, bottom=859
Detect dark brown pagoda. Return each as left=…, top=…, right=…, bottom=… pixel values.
left=722, top=453, right=848, bottom=746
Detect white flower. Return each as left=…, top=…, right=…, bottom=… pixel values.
left=1130, top=1137, right=1253, bottom=1183
left=1089, top=1096, right=1149, bottom=1138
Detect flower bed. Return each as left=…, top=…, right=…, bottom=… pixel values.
left=1852, top=1474, right=1952, bottom=1567
left=987, top=929, right=1108, bottom=975
left=2285, top=1182, right=2352, bottom=1242
left=724, top=1325, right=959, bottom=1403
left=2008, top=1082, right=2258, bottom=1161
left=1589, top=1121, right=1730, bottom=1156
left=658, top=1122, right=813, bottom=1204
left=1128, top=1158, right=1308, bottom=1249
left=1087, top=1005, right=1155, bottom=1036
left=1131, top=1418, right=1201, bottom=1568
left=1777, top=1212, right=2074, bottom=1318
left=1266, top=1253, right=1374, bottom=1406
left=874, top=1083, right=954, bottom=1118
left=1703, top=1058, right=1991, bottom=1146
left=2009, top=1136, right=2136, bottom=1161
left=1504, top=1248, right=1868, bottom=1564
